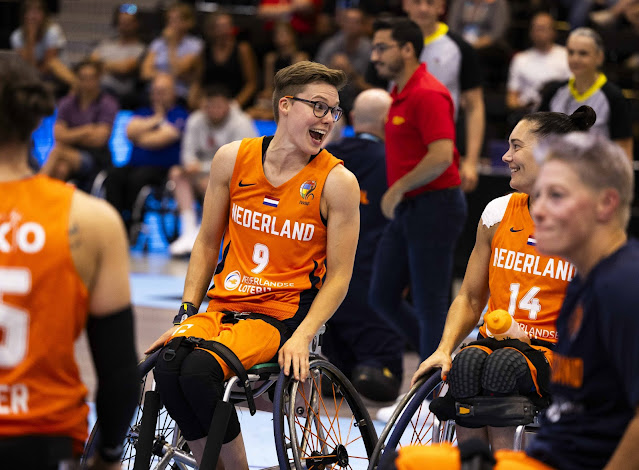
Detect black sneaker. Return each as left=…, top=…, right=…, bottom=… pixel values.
left=351, top=365, right=401, bottom=402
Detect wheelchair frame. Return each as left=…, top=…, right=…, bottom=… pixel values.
left=368, top=370, right=542, bottom=470
left=81, top=331, right=378, bottom=470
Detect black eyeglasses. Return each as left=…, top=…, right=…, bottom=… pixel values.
left=371, top=43, right=400, bottom=54
left=285, top=96, right=343, bottom=122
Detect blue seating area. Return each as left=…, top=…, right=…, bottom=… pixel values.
left=31, top=111, right=354, bottom=167
left=30, top=111, right=354, bottom=252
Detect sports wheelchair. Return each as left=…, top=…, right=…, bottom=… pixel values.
left=81, top=328, right=378, bottom=470
left=129, top=182, right=181, bottom=250
left=368, top=370, right=542, bottom=470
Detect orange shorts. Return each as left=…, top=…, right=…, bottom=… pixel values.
left=168, top=311, right=282, bottom=380
left=394, top=444, right=555, bottom=470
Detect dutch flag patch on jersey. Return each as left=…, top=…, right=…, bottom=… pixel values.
left=527, top=236, right=537, bottom=246
left=263, top=195, right=279, bottom=207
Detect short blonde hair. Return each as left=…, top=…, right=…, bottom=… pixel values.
left=272, top=61, right=347, bottom=123
left=536, top=132, right=634, bottom=228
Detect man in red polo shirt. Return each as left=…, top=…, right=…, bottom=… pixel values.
left=369, top=17, right=467, bottom=366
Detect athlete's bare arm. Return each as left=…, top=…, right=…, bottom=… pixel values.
left=411, top=219, right=496, bottom=385
left=182, top=142, right=238, bottom=305
left=278, top=165, right=360, bottom=382
left=71, top=191, right=138, bottom=470
left=70, top=191, right=131, bottom=316
left=145, top=141, right=239, bottom=353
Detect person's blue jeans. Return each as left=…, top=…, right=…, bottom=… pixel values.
left=369, top=187, right=467, bottom=359
left=559, top=0, right=617, bottom=28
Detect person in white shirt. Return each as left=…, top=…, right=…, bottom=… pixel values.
left=506, top=12, right=571, bottom=112
left=169, top=84, right=258, bottom=256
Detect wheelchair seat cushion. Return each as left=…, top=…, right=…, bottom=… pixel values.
left=247, top=362, right=281, bottom=378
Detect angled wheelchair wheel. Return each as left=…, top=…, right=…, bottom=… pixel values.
left=81, top=350, right=195, bottom=469
left=370, top=371, right=454, bottom=470
left=156, top=188, right=180, bottom=245
left=273, top=358, right=378, bottom=470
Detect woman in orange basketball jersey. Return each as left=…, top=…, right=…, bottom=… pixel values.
left=411, top=105, right=596, bottom=450
left=145, top=61, right=361, bottom=469
left=0, top=52, right=139, bottom=469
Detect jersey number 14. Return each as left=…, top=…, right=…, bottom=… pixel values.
left=508, top=283, right=541, bottom=320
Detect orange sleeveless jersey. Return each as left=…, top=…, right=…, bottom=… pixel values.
left=0, top=175, right=89, bottom=449
left=480, top=193, right=575, bottom=344
left=206, top=137, right=343, bottom=325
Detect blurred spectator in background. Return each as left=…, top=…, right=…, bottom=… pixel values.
left=315, top=7, right=372, bottom=89
left=190, top=11, right=258, bottom=110
left=105, top=73, right=188, bottom=231
left=90, top=3, right=146, bottom=109
left=169, top=84, right=258, bottom=257
left=589, top=0, right=638, bottom=26
left=247, top=21, right=309, bottom=120
left=447, top=0, right=511, bottom=87
left=403, top=0, right=485, bottom=193
left=41, top=59, right=118, bottom=191
left=140, top=2, right=202, bottom=102
left=538, top=27, right=633, bottom=160
left=323, top=88, right=405, bottom=402
left=506, top=12, right=571, bottom=114
left=448, top=0, right=510, bottom=49
left=315, top=7, right=372, bottom=121
left=620, top=1, right=639, bottom=75
left=258, top=0, right=323, bottom=55
left=11, top=0, right=76, bottom=97
left=558, top=0, right=637, bottom=29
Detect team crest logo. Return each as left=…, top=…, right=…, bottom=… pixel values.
left=224, top=271, right=241, bottom=291
left=300, top=180, right=317, bottom=200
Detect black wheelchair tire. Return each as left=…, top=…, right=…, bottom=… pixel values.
left=273, top=358, right=378, bottom=470
left=377, top=372, right=450, bottom=470
left=80, top=350, right=165, bottom=468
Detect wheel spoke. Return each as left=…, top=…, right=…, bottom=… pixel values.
left=313, top=373, right=342, bottom=447
left=293, top=413, right=332, bottom=452
left=296, top=382, right=339, bottom=448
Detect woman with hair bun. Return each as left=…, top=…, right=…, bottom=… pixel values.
left=0, top=51, right=139, bottom=469
left=539, top=27, right=633, bottom=160
left=411, top=105, right=596, bottom=451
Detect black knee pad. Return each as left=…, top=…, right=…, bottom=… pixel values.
left=154, top=339, right=197, bottom=401
left=179, top=349, right=240, bottom=443
left=154, top=340, right=209, bottom=440
left=448, top=347, right=489, bottom=399
left=481, top=348, right=535, bottom=396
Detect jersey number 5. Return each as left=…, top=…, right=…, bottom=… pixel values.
left=0, top=268, right=31, bottom=368
left=508, top=283, right=541, bottom=320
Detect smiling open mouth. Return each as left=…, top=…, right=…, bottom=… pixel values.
left=309, top=129, right=326, bottom=143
